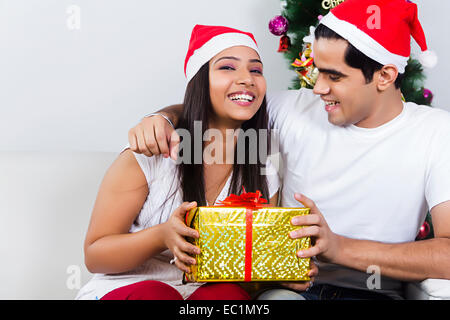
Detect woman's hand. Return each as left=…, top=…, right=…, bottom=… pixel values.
left=162, top=201, right=201, bottom=273
left=279, top=258, right=319, bottom=292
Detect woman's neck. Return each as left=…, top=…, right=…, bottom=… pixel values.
left=204, top=118, right=242, bottom=165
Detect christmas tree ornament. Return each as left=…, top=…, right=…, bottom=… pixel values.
left=423, top=89, right=434, bottom=103
left=268, top=15, right=289, bottom=36
left=417, top=221, right=431, bottom=240
left=292, top=42, right=318, bottom=88
left=278, top=34, right=291, bottom=52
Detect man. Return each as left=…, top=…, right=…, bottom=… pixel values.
left=127, top=0, right=450, bottom=299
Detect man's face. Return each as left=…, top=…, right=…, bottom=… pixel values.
left=312, top=38, right=378, bottom=128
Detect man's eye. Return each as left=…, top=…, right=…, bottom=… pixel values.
left=329, top=75, right=341, bottom=81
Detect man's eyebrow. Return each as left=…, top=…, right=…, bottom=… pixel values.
left=214, top=56, right=263, bottom=65
left=313, top=62, right=347, bottom=77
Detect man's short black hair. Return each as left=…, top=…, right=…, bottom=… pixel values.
left=314, top=24, right=404, bottom=89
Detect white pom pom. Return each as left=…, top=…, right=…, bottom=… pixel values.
left=419, top=50, right=438, bottom=68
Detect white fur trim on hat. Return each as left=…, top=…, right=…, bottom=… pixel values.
left=320, top=12, right=409, bottom=73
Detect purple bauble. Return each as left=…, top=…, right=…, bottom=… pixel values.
left=423, top=88, right=433, bottom=103
left=269, top=15, right=289, bottom=36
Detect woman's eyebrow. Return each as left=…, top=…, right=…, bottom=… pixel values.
left=250, top=59, right=263, bottom=65
left=214, top=56, right=263, bottom=65
left=214, top=56, right=240, bottom=64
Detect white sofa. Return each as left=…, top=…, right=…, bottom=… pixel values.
left=0, top=151, right=449, bottom=300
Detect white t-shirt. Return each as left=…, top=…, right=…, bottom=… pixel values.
left=76, top=152, right=280, bottom=300
left=267, top=88, right=450, bottom=298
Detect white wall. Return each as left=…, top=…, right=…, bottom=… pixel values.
left=0, top=0, right=448, bottom=153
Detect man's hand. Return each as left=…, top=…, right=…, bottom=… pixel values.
left=290, top=193, right=341, bottom=263
left=280, top=258, right=318, bottom=292
left=128, top=114, right=180, bottom=159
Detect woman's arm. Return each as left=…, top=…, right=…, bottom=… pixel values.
left=269, top=191, right=279, bottom=206
left=83, top=149, right=167, bottom=274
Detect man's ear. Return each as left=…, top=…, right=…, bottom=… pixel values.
left=376, top=64, right=399, bottom=91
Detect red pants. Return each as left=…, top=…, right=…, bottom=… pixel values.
left=101, top=280, right=251, bottom=300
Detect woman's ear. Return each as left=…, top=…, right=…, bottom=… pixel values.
left=376, top=64, right=399, bottom=91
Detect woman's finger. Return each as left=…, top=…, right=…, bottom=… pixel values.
left=174, top=256, right=191, bottom=274
left=173, top=246, right=197, bottom=266
left=174, top=222, right=199, bottom=239
left=178, top=239, right=201, bottom=255
left=173, top=201, right=197, bottom=217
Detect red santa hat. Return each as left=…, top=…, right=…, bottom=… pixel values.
left=184, top=25, right=260, bottom=82
left=319, top=0, right=437, bottom=73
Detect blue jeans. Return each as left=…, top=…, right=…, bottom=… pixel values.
left=256, top=284, right=394, bottom=300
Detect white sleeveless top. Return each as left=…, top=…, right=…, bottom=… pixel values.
left=76, top=149, right=280, bottom=300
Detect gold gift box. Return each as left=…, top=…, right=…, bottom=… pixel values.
left=184, top=206, right=311, bottom=282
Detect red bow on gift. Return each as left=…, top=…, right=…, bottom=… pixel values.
left=216, top=187, right=270, bottom=208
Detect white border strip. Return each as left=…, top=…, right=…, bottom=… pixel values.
left=185, top=33, right=260, bottom=82
left=320, top=12, right=408, bottom=73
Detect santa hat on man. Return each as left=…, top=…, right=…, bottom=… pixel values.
left=184, top=25, right=260, bottom=82
left=319, top=0, right=437, bottom=73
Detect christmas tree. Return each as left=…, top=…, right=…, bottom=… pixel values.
left=268, top=0, right=434, bottom=240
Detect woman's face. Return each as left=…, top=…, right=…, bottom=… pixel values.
left=208, top=46, right=266, bottom=127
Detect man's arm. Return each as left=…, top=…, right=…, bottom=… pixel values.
left=334, top=199, right=450, bottom=281
left=291, top=194, right=450, bottom=282
left=128, top=104, right=183, bottom=158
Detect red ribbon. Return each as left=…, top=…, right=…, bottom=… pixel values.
left=217, top=187, right=270, bottom=281
left=216, top=187, right=269, bottom=209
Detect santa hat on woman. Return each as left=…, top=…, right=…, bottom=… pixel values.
left=319, top=0, right=437, bottom=73
left=184, top=25, right=260, bottom=82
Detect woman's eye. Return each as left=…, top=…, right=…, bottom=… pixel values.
left=251, top=69, right=263, bottom=74
left=219, top=65, right=235, bottom=70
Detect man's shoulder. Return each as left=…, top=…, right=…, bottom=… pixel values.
left=407, top=102, right=450, bottom=130
left=267, top=88, right=319, bottom=105
left=266, top=88, right=322, bottom=118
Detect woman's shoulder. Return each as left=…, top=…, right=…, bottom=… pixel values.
left=125, top=150, right=176, bottom=183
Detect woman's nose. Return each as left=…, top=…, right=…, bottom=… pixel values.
left=236, top=69, right=254, bottom=86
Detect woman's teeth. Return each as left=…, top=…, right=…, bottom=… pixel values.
left=325, top=101, right=340, bottom=106
left=229, top=94, right=254, bottom=102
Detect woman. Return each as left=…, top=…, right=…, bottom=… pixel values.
left=76, top=25, right=280, bottom=300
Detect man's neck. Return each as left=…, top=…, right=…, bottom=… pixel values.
left=355, top=90, right=404, bottom=129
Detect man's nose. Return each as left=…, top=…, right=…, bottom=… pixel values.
left=313, top=74, right=330, bottom=95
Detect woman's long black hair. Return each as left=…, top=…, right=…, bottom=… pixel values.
left=176, top=62, right=270, bottom=206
